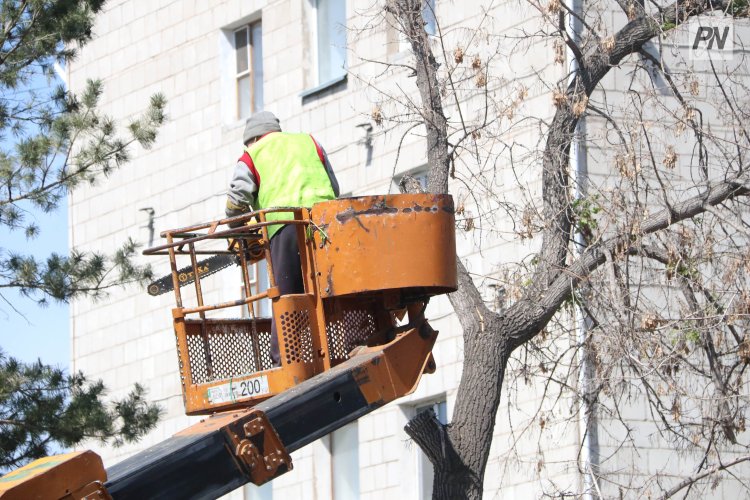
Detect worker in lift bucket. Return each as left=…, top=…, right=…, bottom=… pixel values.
left=226, top=111, right=340, bottom=366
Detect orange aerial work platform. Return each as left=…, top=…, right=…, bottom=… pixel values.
left=0, top=193, right=457, bottom=499
left=142, top=193, right=457, bottom=415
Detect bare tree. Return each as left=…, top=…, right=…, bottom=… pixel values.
left=356, top=0, right=750, bottom=497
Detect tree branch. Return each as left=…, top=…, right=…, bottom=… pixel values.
left=512, top=176, right=750, bottom=348
left=658, top=454, right=750, bottom=499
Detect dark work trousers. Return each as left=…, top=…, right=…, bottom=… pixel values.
left=269, top=224, right=305, bottom=365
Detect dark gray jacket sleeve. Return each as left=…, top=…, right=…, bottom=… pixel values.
left=226, top=161, right=259, bottom=218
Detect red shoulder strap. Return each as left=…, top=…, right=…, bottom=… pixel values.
left=309, top=135, right=326, bottom=165
left=238, top=151, right=261, bottom=187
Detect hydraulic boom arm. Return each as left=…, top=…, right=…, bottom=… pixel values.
left=0, top=320, right=437, bottom=500
left=0, top=193, right=456, bottom=500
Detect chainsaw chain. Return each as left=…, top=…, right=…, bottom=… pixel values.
left=146, top=254, right=237, bottom=296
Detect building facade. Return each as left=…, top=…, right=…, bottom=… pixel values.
left=67, top=1, right=749, bottom=499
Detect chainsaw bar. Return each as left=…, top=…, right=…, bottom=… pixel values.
left=147, top=254, right=237, bottom=296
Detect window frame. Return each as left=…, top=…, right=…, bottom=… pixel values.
left=389, top=0, right=438, bottom=57
left=244, top=478, right=273, bottom=500
left=392, top=167, right=429, bottom=194
left=233, top=20, right=263, bottom=120
left=240, top=261, right=271, bottom=318
left=422, top=0, right=437, bottom=36
left=304, top=0, right=347, bottom=94
left=330, top=421, right=360, bottom=499
left=415, top=400, right=448, bottom=500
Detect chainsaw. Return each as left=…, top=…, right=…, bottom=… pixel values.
left=146, top=254, right=238, bottom=296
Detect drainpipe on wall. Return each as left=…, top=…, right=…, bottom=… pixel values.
left=565, top=0, right=600, bottom=498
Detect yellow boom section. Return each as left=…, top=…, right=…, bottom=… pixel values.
left=0, top=451, right=108, bottom=500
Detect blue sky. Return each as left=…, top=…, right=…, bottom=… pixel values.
left=0, top=66, right=70, bottom=369
left=1, top=202, right=69, bottom=368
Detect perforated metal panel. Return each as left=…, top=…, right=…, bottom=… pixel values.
left=280, top=310, right=314, bottom=364
left=326, top=308, right=377, bottom=361
left=182, top=320, right=273, bottom=385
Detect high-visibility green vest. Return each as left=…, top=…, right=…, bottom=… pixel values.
left=247, top=132, right=336, bottom=239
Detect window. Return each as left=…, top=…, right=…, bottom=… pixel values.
left=331, top=422, right=359, bottom=499
left=389, top=0, right=437, bottom=55
left=241, top=262, right=271, bottom=318
left=312, top=0, right=346, bottom=85
left=392, top=168, right=429, bottom=193
left=422, top=0, right=437, bottom=36
left=234, top=21, right=264, bottom=120
left=416, top=400, right=447, bottom=500
left=244, top=481, right=272, bottom=500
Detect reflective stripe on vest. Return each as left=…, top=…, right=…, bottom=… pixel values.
left=247, top=132, right=336, bottom=239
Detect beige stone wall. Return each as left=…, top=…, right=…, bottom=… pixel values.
left=65, top=0, right=617, bottom=498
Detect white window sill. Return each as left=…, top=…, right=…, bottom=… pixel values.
left=300, top=74, right=347, bottom=102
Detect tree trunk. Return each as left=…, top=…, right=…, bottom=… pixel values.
left=391, top=0, right=742, bottom=497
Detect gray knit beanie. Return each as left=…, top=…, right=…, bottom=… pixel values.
left=243, top=111, right=282, bottom=144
